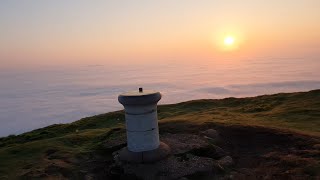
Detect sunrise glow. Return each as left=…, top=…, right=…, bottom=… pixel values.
left=0, top=1, right=319, bottom=67
left=224, top=36, right=235, bottom=46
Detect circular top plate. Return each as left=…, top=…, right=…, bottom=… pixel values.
left=120, top=90, right=158, bottom=96
left=118, top=89, right=161, bottom=105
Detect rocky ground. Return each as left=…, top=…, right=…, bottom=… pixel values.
left=84, top=125, right=320, bottom=180
left=111, top=133, right=232, bottom=179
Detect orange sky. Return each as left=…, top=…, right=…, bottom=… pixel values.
left=1, top=0, right=320, bottom=69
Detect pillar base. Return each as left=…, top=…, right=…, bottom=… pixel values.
left=118, top=142, right=171, bottom=163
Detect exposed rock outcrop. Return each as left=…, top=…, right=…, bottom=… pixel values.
left=110, top=131, right=233, bottom=180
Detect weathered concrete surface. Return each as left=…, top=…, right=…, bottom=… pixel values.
left=118, top=89, right=162, bottom=152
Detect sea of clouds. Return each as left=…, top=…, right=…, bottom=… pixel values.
left=1, top=58, right=319, bottom=137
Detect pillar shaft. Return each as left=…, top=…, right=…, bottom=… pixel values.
left=124, top=104, right=160, bottom=152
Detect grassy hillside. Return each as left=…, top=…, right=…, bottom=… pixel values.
left=158, top=89, right=320, bottom=135
left=0, top=90, right=319, bottom=179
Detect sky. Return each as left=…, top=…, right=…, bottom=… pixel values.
left=1, top=0, right=320, bottom=69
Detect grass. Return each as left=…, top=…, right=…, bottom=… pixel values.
left=0, top=89, right=319, bottom=179
left=158, top=89, right=320, bottom=135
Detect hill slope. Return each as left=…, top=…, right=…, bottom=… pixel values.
left=0, top=90, right=319, bottom=179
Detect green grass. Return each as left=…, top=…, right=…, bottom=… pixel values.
left=0, top=89, right=319, bottom=178
left=158, top=89, right=320, bottom=135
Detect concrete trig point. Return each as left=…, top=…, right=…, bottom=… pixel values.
left=118, top=88, right=171, bottom=163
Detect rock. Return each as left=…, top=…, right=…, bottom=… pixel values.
left=161, top=133, right=209, bottom=155
left=111, top=133, right=229, bottom=179
left=84, top=174, right=94, bottom=180
left=217, top=156, right=234, bottom=168
left=187, top=144, right=226, bottom=159
left=178, top=177, right=189, bottom=180
left=211, top=145, right=227, bottom=159
left=201, top=129, right=219, bottom=140
left=108, top=165, right=124, bottom=179
left=118, top=142, right=171, bottom=163
left=120, top=154, right=216, bottom=180
left=313, top=144, right=320, bottom=150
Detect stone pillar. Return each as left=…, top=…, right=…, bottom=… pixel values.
left=118, top=88, right=170, bottom=163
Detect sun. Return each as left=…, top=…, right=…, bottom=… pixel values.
left=212, top=32, right=241, bottom=52
left=224, top=36, right=235, bottom=46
